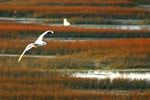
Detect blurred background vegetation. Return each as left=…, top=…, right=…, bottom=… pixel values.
left=0, top=0, right=150, bottom=99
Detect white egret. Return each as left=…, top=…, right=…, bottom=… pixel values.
left=63, top=18, right=70, bottom=26
left=18, top=30, right=54, bottom=62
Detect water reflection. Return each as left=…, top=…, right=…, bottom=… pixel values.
left=71, top=70, right=150, bottom=80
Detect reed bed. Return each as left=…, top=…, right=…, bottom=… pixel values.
left=28, top=0, right=134, bottom=6
left=0, top=68, right=150, bottom=90
left=0, top=0, right=150, bottom=99
left=0, top=56, right=95, bottom=69
left=1, top=0, right=135, bottom=6
left=1, top=38, right=150, bottom=55
left=0, top=68, right=149, bottom=99
left=0, top=76, right=150, bottom=91
left=1, top=38, right=150, bottom=68
left=0, top=23, right=150, bottom=39
left=0, top=6, right=149, bottom=18
left=0, top=89, right=149, bottom=100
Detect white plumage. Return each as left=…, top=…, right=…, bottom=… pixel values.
left=63, top=18, right=70, bottom=26
left=18, top=30, right=54, bottom=62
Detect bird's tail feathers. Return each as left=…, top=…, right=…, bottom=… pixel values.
left=18, top=50, right=26, bottom=62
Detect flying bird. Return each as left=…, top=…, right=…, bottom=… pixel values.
left=18, top=30, right=54, bottom=62
left=63, top=18, right=70, bottom=26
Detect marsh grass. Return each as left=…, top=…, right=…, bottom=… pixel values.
left=0, top=22, right=150, bottom=39
left=0, top=0, right=150, bottom=99
left=1, top=38, right=150, bottom=68
left=0, top=0, right=135, bottom=6
left=0, top=6, right=149, bottom=19
left=0, top=67, right=149, bottom=99
left=0, top=55, right=95, bottom=69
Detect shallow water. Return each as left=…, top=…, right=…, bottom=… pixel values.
left=1, top=54, right=150, bottom=81
left=50, top=24, right=150, bottom=30
left=72, top=24, right=150, bottom=30
left=70, top=70, right=150, bottom=80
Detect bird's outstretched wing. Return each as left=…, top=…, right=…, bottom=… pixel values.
left=35, top=30, right=54, bottom=43
left=18, top=43, right=34, bottom=62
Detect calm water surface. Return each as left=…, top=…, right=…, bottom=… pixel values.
left=70, top=70, right=150, bottom=80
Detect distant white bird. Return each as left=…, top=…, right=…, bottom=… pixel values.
left=18, top=30, right=54, bottom=62
left=63, top=18, right=70, bottom=26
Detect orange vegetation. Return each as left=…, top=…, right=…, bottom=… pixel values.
left=27, top=0, right=135, bottom=6
left=0, top=77, right=150, bottom=99
left=0, top=68, right=148, bottom=99
left=0, top=6, right=149, bottom=18
left=0, top=23, right=150, bottom=38
left=24, top=0, right=134, bottom=5
left=1, top=38, right=150, bottom=68
left=0, top=38, right=150, bottom=57
left=1, top=0, right=134, bottom=6
left=0, top=23, right=149, bottom=33
left=0, top=67, right=149, bottom=99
